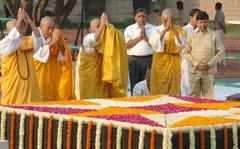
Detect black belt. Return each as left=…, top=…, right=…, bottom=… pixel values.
left=129, top=55, right=152, bottom=58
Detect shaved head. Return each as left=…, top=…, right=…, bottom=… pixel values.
left=40, top=16, right=55, bottom=27
left=40, top=16, right=55, bottom=39
left=161, top=9, right=174, bottom=17
left=6, top=20, right=17, bottom=33
left=90, top=18, right=100, bottom=33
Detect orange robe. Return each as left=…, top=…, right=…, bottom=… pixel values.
left=34, top=33, right=75, bottom=101
left=76, top=24, right=128, bottom=99
left=1, top=36, right=42, bottom=104
left=151, top=27, right=186, bottom=96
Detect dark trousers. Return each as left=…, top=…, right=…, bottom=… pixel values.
left=128, top=55, right=152, bottom=95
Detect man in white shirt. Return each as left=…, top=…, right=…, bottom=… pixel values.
left=124, top=8, right=155, bottom=95
left=181, top=8, right=200, bottom=96
left=133, top=68, right=151, bottom=96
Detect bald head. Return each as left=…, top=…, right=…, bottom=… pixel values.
left=6, top=20, right=17, bottom=33
left=40, top=17, right=55, bottom=39
left=90, top=18, right=100, bottom=33
left=40, top=16, right=55, bottom=28
left=161, top=9, right=174, bottom=17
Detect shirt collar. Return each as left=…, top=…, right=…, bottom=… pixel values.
left=187, top=23, right=194, bottom=30
left=195, top=27, right=209, bottom=34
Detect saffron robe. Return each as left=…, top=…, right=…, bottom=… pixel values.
left=1, top=36, right=41, bottom=104
left=76, top=24, right=128, bottom=99
left=150, top=25, right=186, bottom=95
left=34, top=32, right=75, bottom=101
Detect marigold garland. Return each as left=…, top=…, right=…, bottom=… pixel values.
left=95, top=123, right=102, bottom=149
left=10, top=111, right=16, bottom=149
left=29, top=113, right=34, bottom=149
left=57, top=118, right=63, bottom=149
left=189, top=130, right=195, bottom=149
left=116, top=126, right=122, bottom=149
left=0, top=110, right=6, bottom=140
left=37, top=116, right=43, bottom=149
left=150, top=129, right=156, bottom=149
left=138, top=129, right=145, bottom=149
left=128, top=126, right=133, bottom=149
left=86, top=121, right=93, bottom=149
left=232, top=126, right=238, bottom=149
left=107, top=123, right=113, bottom=149
left=200, top=129, right=205, bottom=149
left=76, top=120, right=83, bottom=149
left=178, top=130, right=183, bottom=149
left=67, top=118, right=73, bottom=149
left=19, top=114, right=25, bottom=149
left=224, top=126, right=228, bottom=149
left=210, top=127, right=216, bottom=149
left=47, top=115, right=53, bottom=149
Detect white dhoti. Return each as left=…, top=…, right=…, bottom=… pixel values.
left=181, top=58, right=191, bottom=96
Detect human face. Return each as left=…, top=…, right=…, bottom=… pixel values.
left=190, top=13, right=198, bottom=28
left=90, top=19, right=100, bottom=33
left=197, top=19, right=208, bottom=32
left=41, top=21, right=55, bottom=39
left=135, top=11, right=147, bottom=27
left=161, top=15, right=168, bottom=27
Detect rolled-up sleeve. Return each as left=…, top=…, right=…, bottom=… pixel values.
left=82, top=33, right=98, bottom=54
left=124, top=27, right=132, bottom=43
left=32, top=32, right=50, bottom=63
left=149, top=29, right=166, bottom=52
left=0, top=27, right=21, bottom=56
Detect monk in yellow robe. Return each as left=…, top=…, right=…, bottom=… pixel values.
left=149, top=9, right=186, bottom=96
left=0, top=9, right=42, bottom=104
left=75, top=13, right=128, bottom=99
left=33, top=17, right=75, bottom=101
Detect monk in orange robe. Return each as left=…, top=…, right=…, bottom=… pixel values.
left=0, top=9, right=42, bottom=104
left=33, top=17, right=75, bottom=101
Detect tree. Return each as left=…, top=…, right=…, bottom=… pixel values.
left=3, top=0, right=77, bottom=33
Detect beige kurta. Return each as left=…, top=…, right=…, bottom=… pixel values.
left=183, top=28, right=225, bottom=99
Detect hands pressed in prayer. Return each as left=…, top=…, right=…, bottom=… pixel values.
left=165, top=16, right=171, bottom=31
left=52, top=29, right=61, bottom=43
left=100, top=12, right=108, bottom=27
left=196, top=59, right=209, bottom=71
left=16, top=8, right=24, bottom=33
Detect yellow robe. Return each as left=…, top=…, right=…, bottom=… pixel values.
left=34, top=33, right=75, bottom=101
left=1, top=36, right=42, bottom=104
left=76, top=24, right=128, bottom=99
left=151, top=27, right=186, bottom=96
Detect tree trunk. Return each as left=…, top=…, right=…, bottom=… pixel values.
left=54, top=0, right=77, bottom=28
left=3, top=0, right=76, bottom=33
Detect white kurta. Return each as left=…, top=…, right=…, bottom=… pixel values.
left=181, top=23, right=194, bottom=96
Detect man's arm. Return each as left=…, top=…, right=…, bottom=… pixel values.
left=0, top=28, right=21, bottom=56
left=0, top=8, right=23, bottom=56
left=183, top=35, right=199, bottom=67
left=94, top=13, right=107, bottom=42
left=207, top=35, right=224, bottom=67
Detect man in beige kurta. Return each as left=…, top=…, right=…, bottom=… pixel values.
left=183, top=11, right=224, bottom=99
